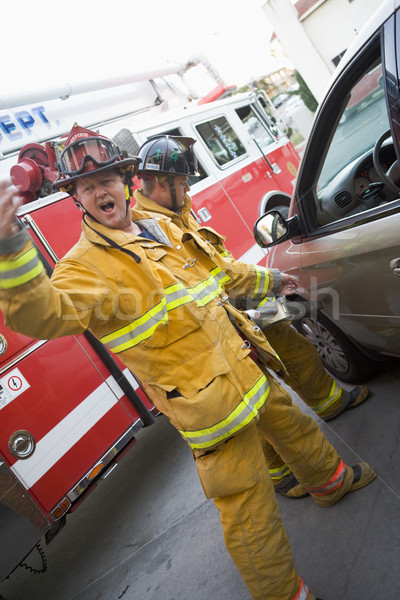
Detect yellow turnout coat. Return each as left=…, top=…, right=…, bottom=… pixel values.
left=0, top=208, right=284, bottom=451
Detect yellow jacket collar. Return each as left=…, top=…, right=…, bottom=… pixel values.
left=81, top=208, right=172, bottom=248
left=133, top=188, right=192, bottom=221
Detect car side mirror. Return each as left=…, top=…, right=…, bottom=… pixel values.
left=253, top=211, right=303, bottom=248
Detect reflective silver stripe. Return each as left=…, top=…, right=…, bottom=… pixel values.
left=312, top=381, right=342, bottom=415
left=0, top=247, right=43, bottom=290
left=165, top=284, right=193, bottom=310
left=292, top=579, right=309, bottom=600
left=305, top=459, right=346, bottom=495
left=103, top=298, right=168, bottom=352
left=269, top=464, right=291, bottom=481
left=101, top=268, right=230, bottom=353
left=178, top=375, right=269, bottom=450
left=256, top=295, right=275, bottom=308
left=101, top=284, right=192, bottom=352
left=189, top=267, right=230, bottom=307
left=253, top=266, right=270, bottom=297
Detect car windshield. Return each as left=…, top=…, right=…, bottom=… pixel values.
left=318, top=63, right=389, bottom=191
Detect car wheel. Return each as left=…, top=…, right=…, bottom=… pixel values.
left=293, top=310, right=378, bottom=383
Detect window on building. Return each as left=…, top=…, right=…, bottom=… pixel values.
left=332, top=50, right=347, bottom=67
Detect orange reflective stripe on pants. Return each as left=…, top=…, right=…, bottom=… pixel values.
left=304, top=459, right=347, bottom=495
left=293, top=578, right=310, bottom=600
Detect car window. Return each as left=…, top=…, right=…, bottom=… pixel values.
left=196, top=116, right=246, bottom=166
left=318, top=63, right=386, bottom=190
left=314, top=57, right=397, bottom=227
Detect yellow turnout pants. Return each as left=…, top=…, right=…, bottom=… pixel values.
left=195, top=373, right=341, bottom=600
left=261, top=321, right=341, bottom=485
left=266, top=321, right=334, bottom=411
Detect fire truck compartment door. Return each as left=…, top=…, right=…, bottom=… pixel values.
left=0, top=335, right=140, bottom=515
left=0, top=312, right=38, bottom=370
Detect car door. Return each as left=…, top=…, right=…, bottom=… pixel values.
left=291, top=10, right=400, bottom=357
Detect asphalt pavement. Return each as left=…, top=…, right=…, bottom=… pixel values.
left=1, top=361, right=400, bottom=600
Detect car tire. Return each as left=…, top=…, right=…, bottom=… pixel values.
left=292, top=310, right=379, bottom=383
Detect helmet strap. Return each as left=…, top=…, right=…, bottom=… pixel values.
left=167, top=177, right=178, bottom=212
left=125, top=184, right=131, bottom=216
left=72, top=193, right=101, bottom=224
left=74, top=198, right=85, bottom=211
left=82, top=213, right=141, bottom=263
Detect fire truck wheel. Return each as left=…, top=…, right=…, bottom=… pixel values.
left=292, top=310, right=379, bottom=383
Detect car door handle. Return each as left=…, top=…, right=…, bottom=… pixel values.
left=389, top=258, right=400, bottom=277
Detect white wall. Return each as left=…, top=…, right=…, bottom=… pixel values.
left=301, top=0, right=383, bottom=69
left=262, top=0, right=332, bottom=102
left=261, top=0, right=382, bottom=103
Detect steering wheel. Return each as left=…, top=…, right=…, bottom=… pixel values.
left=372, top=129, right=400, bottom=194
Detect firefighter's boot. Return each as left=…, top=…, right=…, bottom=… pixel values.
left=273, top=472, right=308, bottom=499
left=321, top=385, right=370, bottom=421
left=311, top=461, right=376, bottom=507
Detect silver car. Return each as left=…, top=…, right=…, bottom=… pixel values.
left=254, top=0, right=400, bottom=383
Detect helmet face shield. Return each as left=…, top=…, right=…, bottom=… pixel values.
left=58, top=137, right=122, bottom=176
left=53, top=124, right=139, bottom=191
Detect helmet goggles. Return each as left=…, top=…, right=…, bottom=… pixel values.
left=58, top=137, right=122, bottom=176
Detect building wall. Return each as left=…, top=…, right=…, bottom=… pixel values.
left=300, top=0, right=382, bottom=70
left=261, top=0, right=382, bottom=102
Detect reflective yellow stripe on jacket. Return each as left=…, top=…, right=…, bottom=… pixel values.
left=254, top=265, right=271, bottom=298
left=0, top=247, right=43, bottom=290
left=190, top=266, right=230, bottom=307
left=256, top=294, right=276, bottom=308
left=179, top=374, right=270, bottom=450
left=101, top=266, right=230, bottom=353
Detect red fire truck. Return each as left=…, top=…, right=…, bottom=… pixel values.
left=0, top=58, right=300, bottom=582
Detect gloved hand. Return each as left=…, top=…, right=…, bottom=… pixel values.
left=279, top=272, right=298, bottom=295
left=0, top=179, right=21, bottom=240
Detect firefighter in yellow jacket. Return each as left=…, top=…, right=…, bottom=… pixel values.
left=0, top=125, right=376, bottom=600
left=133, top=134, right=370, bottom=499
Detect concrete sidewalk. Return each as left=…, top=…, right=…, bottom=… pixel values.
left=1, top=364, right=400, bottom=600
